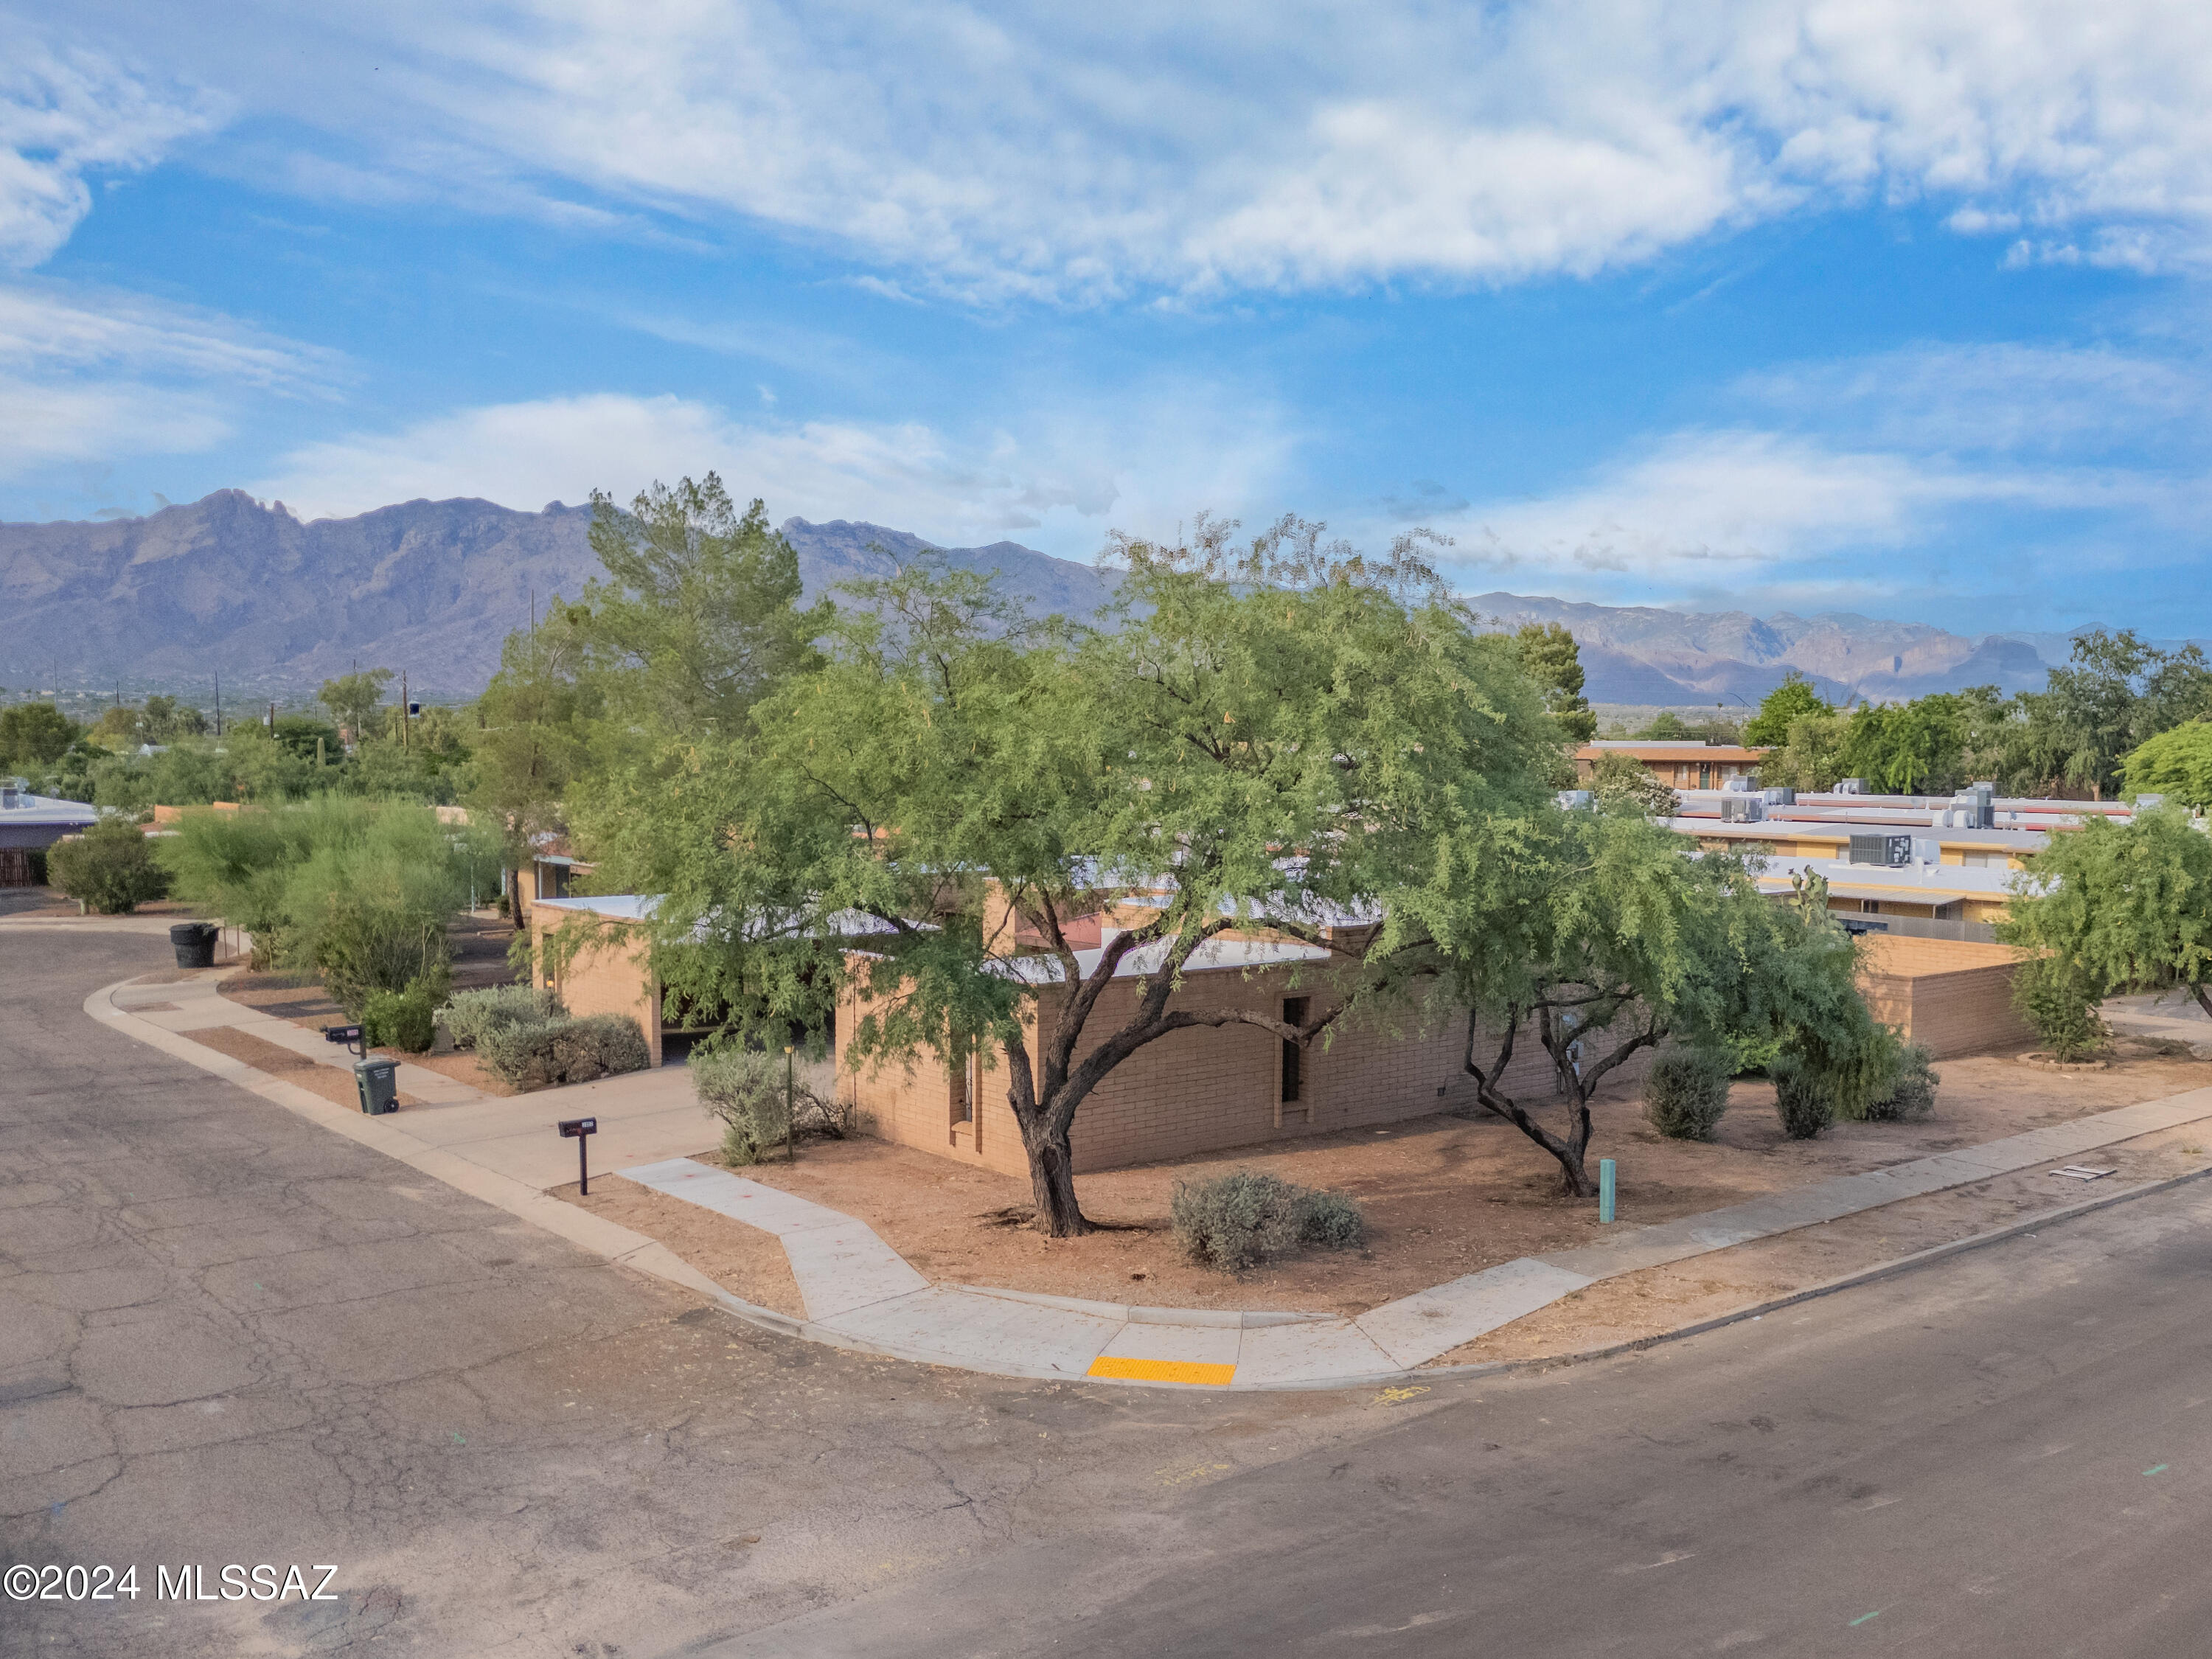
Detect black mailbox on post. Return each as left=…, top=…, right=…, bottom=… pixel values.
left=559, top=1116, right=597, bottom=1194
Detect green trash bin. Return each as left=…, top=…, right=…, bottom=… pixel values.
left=355, top=1057, right=399, bottom=1116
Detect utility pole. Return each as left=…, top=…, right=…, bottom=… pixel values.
left=402, top=669, right=409, bottom=751
left=213, top=669, right=221, bottom=737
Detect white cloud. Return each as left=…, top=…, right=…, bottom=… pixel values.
left=0, top=281, right=340, bottom=477
left=0, top=282, right=337, bottom=388
left=1427, top=425, right=2197, bottom=597
left=0, top=372, right=229, bottom=474
left=246, top=391, right=1295, bottom=550
left=66, top=0, right=2212, bottom=296
left=0, top=25, right=223, bottom=268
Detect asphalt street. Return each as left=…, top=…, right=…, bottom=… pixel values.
left=9, top=930, right=2212, bottom=1658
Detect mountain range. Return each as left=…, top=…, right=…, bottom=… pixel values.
left=0, top=490, right=2138, bottom=705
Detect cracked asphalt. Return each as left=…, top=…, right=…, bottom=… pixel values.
left=0, top=933, right=1368, bottom=1657
left=13, top=930, right=2212, bottom=1658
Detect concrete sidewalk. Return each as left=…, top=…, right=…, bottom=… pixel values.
left=88, top=963, right=2212, bottom=1391
left=617, top=1080, right=2212, bottom=1390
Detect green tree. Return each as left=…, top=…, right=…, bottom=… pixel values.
left=0, top=702, right=80, bottom=767
left=1387, top=803, right=1871, bottom=1194
left=468, top=597, right=600, bottom=850
left=2122, top=720, right=2212, bottom=810
left=586, top=516, right=1559, bottom=1236
left=1759, top=710, right=1852, bottom=790
left=1587, top=749, right=1678, bottom=816
left=1834, top=695, right=1968, bottom=795
left=582, top=474, right=828, bottom=740
left=2020, top=630, right=2212, bottom=799
left=320, top=669, right=394, bottom=741
left=2000, top=807, right=2212, bottom=1021
left=1742, top=671, right=1832, bottom=747
left=1512, top=622, right=1597, bottom=746
left=48, top=819, right=170, bottom=914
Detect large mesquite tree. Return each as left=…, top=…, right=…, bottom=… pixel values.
left=2002, top=805, right=2212, bottom=1020
left=1382, top=802, right=1867, bottom=1197
left=591, top=517, right=1559, bottom=1235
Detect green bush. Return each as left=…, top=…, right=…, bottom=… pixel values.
left=363, top=980, right=437, bottom=1054
left=1169, top=1170, right=1366, bottom=1270
left=691, top=1042, right=847, bottom=1164
left=1865, top=1043, right=1939, bottom=1121
left=46, top=820, right=170, bottom=914
left=1643, top=1050, right=1732, bottom=1140
left=478, top=1012, right=650, bottom=1091
left=2013, top=955, right=2108, bottom=1061
left=1769, top=1057, right=1836, bottom=1140
left=440, top=984, right=564, bottom=1049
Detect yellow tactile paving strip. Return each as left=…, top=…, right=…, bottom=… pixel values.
left=1087, top=1356, right=1237, bottom=1387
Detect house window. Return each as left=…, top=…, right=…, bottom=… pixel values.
left=1862, top=900, right=1881, bottom=914
left=950, top=1041, right=973, bottom=1126
left=1281, top=997, right=1308, bottom=1104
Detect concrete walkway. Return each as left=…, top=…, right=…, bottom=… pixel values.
left=616, top=1079, right=2212, bottom=1389
left=86, top=962, right=2212, bottom=1391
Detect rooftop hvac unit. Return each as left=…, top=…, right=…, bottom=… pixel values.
left=1720, top=797, right=1764, bottom=823
left=1836, top=778, right=1866, bottom=796
left=1722, top=776, right=1753, bottom=793
left=1953, top=783, right=1996, bottom=829
left=1848, top=832, right=1913, bottom=868
left=1761, top=786, right=1796, bottom=806
left=1557, top=789, right=1593, bottom=810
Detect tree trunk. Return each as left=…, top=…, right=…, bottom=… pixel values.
left=1021, top=1119, right=1092, bottom=1237
left=2192, top=981, right=2212, bottom=1023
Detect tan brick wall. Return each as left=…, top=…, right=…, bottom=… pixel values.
left=532, top=914, right=662, bottom=1065
left=1857, top=936, right=2033, bottom=1059
left=835, top=963, right=1618, bottom=1176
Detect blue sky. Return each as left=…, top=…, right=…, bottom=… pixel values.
left=5, top=1, right=2211, bottom=635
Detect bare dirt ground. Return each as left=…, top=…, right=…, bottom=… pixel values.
left=1439, top=1118, right=2212, bottom=1366
left=680, top=1040, right=2212, bottom=1317
left=552, top=1174, right=807, bottom=1319
left=180, top=1024, right=426, bottom=1110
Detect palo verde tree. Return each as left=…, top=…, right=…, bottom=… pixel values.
left=1383, top=799, right=1868, bottom=1195
left=2001, top=806, right=2212, bottom=1021
left=597, top=517, right=1560, bottom=1236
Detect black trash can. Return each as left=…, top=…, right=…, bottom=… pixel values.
left=355, top=1057, right=400, bottom=1116
left=170, top=922, right=219, bottom=969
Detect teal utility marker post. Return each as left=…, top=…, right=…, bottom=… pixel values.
left=1599, top=1158, right=1616, bottom=1224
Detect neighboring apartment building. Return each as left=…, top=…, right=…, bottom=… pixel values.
left=1574, top=740, right=1770, bottom=790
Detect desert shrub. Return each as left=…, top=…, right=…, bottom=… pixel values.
left=552, top=1014, right=650, bottom=1084
left=1295, top=1187, right=1367, bottom=1251
left=1865, top=1043, right=1939, bottom=1121
left=363, top=979, right=438, bottom=1054
left=477, top=1012, right=649, bottom=1091
left=1169, top=1170, right=1366, bottom=1270
left=2013, top=955, right=2108, bottom=1061
left=1769, top=1056, right=1836, bottom=1139
left=47, top=819, right=170, bottom=914
left=1643, top=1049, right=1732, bottom=1140
left=692, top=1042, right=844, bottom=1164
left=440, top=984, right=563, bottom=1049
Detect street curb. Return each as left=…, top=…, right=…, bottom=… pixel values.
left=78, top=967, right=2212, bottom=1397
left=1388, top=1158, right=2212, bottom=1392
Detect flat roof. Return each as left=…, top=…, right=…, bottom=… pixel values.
left=1579, top=743, right=1767, bottom=762
left=0, top=793, right=100, bottom=828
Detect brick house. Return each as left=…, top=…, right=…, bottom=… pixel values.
left=1576, top=740, right=1770, bottom=790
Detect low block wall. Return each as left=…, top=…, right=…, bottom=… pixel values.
left=1857, top=936, right=2034, bottom=1060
